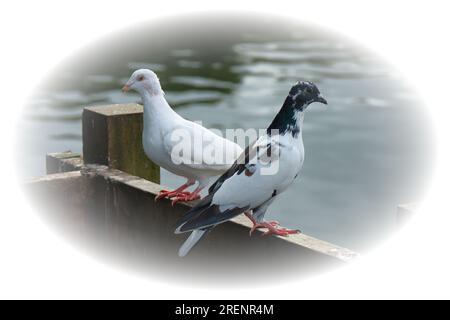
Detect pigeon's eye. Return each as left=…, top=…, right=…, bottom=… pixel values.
left=305, top=87, right=313, bottom=94
left=137, top=75, right=145, bottom=81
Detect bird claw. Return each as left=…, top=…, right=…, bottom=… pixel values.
left=249, top=224, right=260, bottom=236
left=262, top=227, right=301, bottom=236
left=155, top=189, right=191, bottom=202
left=248, top=219, right=280, bottom=236
left=171, top=193, right=201, bottom=206
left=248, top=220, right=300, bottom=237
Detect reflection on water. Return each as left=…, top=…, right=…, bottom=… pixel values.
left=19, top=15, right=432, bottom=251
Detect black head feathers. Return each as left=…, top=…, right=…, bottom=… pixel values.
left=267, top=81, right=327, bottom=137
left=288, top=81, right=327, bottom=110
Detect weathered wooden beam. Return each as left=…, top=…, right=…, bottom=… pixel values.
left=28, top=164, right=358, bottom=264
left=82, top=104, right=160, bottom=183
left=46, top=152, right=83, bottom=174
left=39, top=154, right=360, bottom=262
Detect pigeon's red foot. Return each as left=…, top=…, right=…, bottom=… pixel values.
left=248, top=220, right=283, bottom=236
left=245, top=213, right=300, bottom=236
left=171, top=192, right=201, bottom=206
left=261, top=223, right=301, bottom=236
left=155, top=189, right=190, bottom=201
left=171, top=188, right=202, bottom=206
left=245, top=212, right=282, bottom=236
left=155, top=182, right=192, bottom=202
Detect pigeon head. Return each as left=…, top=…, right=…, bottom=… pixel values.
left=267, top=81, right=327, bottom=137
left=122, top=69, right=163, bottom=96
left=288, top=81, right=327, bottom=111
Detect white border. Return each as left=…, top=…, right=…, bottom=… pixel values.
left=1, top=0, right=449, bottom=299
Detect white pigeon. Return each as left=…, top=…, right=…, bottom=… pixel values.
left=175, top=81, right=327, bottom=257
left=122, top=69, right=243, bottom=204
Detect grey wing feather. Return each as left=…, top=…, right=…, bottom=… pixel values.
left=208, top=139, right=259, bottom=194
left=178, top=228, right=212, bottom=257
left=175, top=193, right=215, bottom=232
left=176, top=204, right=249, bottom=233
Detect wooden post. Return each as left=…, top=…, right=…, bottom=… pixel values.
left=46, top=151, right=83, bottom=174
left=82, top=104, right=160, bottom=183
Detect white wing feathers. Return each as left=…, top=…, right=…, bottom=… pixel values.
left=210, top=135, right=283, bottom=211
left=162, top=120, right=242, bottom=173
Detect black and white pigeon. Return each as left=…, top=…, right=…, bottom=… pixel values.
left=174, top=81, right=327, bottom=257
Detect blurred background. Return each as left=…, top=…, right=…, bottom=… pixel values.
left=17, top=14, right=433, bottom=252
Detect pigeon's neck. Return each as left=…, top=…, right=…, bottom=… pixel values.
left=141, top=91, right=180, bottom=129
left=267, top=96, right=306, bottom=139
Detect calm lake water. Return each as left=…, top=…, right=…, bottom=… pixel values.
left=18, top=15, right=433, bottom=251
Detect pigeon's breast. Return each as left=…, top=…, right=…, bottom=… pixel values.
left=142, top=130, right=168, bottom=165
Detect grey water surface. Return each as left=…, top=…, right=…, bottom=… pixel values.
left=18, top=14, right=433, bottom=251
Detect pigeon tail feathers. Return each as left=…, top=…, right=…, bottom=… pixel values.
left=178, top=229, right=210, bottom=257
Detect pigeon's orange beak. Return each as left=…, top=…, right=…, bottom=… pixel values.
left=122, top=84, right=130, bottom=92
